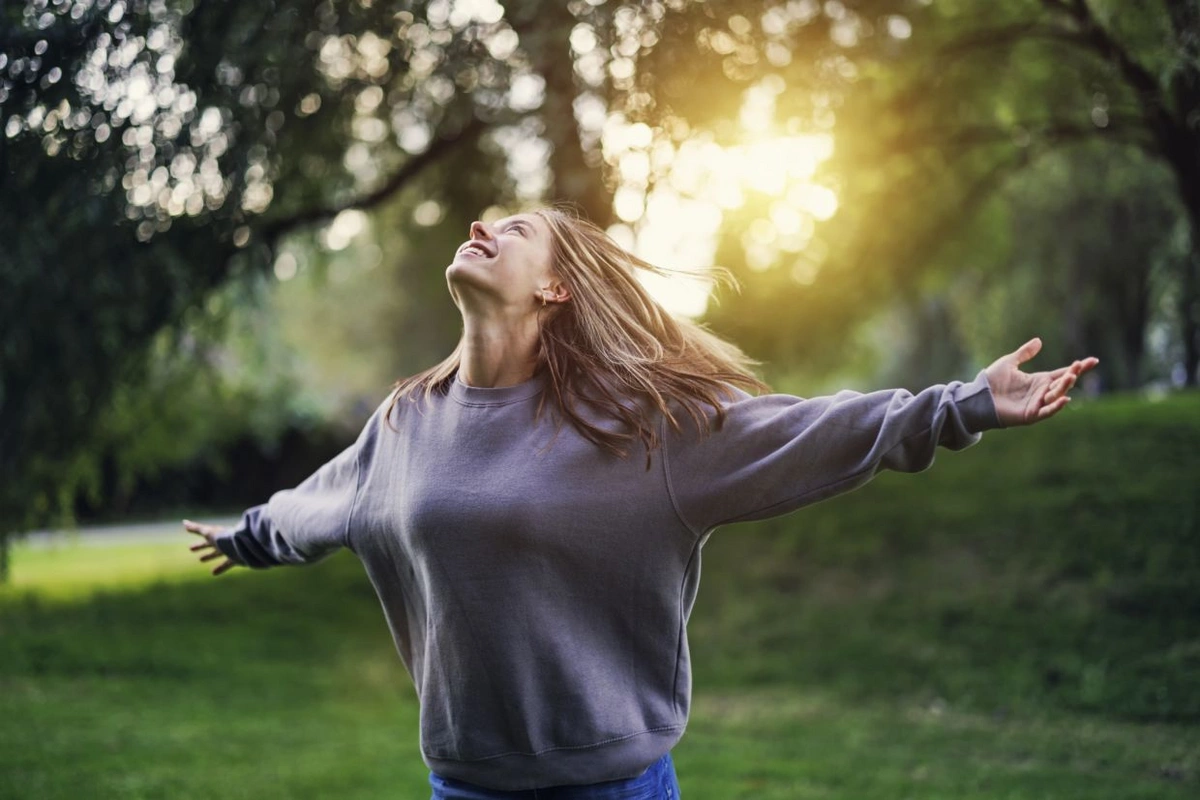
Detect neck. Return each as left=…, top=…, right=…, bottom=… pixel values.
left=458, top=311, right=541, bottom=388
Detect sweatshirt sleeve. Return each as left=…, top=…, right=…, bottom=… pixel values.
left=212, top=396, right=389, bottom=569
left=662, top=368, right=1003, bottom=536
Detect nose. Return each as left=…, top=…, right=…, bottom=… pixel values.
left=469, top=220, right=493, bottom=242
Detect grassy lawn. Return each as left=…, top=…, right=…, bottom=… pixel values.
left=2, top=391, right=1199, bottom=798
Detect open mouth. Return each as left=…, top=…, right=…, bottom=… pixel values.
left=457, top=240, right=497, bottom=259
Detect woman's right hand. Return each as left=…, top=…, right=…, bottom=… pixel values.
left=182, top=519, right=237, bottom=576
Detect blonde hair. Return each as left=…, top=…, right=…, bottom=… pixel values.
left=387, top=205, right=769, bottom=467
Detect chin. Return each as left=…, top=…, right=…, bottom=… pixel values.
left=445, top=259, right=473, bottom=280
left=445, top=261, right=493, bottom=294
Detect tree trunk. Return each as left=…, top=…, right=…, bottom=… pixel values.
left=1178, top=163, right=1200, bottom=387
left=1149, top=2, right=1200, bottom=384
left=526, top=4, right=613, bottom=226
left=1111, top=200, right=1151, bottom=389
left=1181, top=246, right=1200, bottom=387
left=1158, top=141, right=1200, bottom=386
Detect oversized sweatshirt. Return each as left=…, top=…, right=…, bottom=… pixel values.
left=214, top=368, right=1003, bottom=790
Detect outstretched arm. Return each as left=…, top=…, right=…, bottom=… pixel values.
left=180, top=393, right=392, bottom=575
left=180, top=439, right=361, bottom=573
left=663, top=337, right=1098, bottom=536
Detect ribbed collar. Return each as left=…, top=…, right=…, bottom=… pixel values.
left=448, top=369, right=548, bottom=406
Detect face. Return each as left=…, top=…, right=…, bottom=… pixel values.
left=445, top=213, right=566, bottom=313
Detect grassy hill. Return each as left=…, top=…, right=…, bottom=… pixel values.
left=2, top=391, right=1197, bottom=798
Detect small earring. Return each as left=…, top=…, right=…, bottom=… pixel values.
left=540, top=292, right=547, bottom=307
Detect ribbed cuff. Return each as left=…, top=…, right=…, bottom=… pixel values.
left=211, top=506, right=271, bottom=569
left=954, top=368, right=1004, bottom=433
left=212, top=528, right=248, bottom=567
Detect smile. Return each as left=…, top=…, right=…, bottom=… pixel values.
left=457, top=239, right=497, bottom=259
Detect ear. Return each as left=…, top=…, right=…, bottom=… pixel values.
left=543, top=279, right=571, bottom=304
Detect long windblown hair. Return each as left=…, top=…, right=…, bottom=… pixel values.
left=387, top=205, right=770, bottom=466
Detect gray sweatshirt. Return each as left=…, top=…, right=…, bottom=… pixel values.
left=214, top=368, right=1003, bottom=790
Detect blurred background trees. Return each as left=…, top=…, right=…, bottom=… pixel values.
left=3, top=0, right=1198, bottom=579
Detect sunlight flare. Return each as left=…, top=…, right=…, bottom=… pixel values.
left=602, top=118, right=838, bottom=317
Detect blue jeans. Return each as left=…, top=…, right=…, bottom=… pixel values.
left=429, top=752, right=681, bottom=799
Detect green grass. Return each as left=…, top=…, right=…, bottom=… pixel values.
left=4, top=539, right=207, bottom=600
left=2, top=391, right=1199, bottom=798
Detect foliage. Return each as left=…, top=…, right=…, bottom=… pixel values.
left=38, top=276, right=336, bottom=526
left=0, top=0, right=526, bottom=550
left=945, top=142, right=1187, bottom=389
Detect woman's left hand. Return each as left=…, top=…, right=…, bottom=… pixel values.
left=984, top=337, right=1100, bottom=428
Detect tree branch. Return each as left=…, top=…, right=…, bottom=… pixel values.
left=1040, top=0, right=1172, bottom=136
left=848, top=117, right=1158, bottom=298
left=877, top=19, right=1114, bottom=130
left=258, top=116, right=486, bottom=245
left=935, top=20, right=1082, bottom=60
left=876, top=116, right=1156, bottom=162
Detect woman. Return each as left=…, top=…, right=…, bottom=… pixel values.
left=184, top=206, right=1098, bottom=798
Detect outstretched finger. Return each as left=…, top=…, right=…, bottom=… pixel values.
left=1036, top=395, right=1070, bottom=422
left=200, top=550, right=223, bottom=562
left=213, top=560, right=235, bottom=577
left=1045, top=363, right=1078, bottom=381
left=1043, top=372, right=1077, bottom=403
left=1040, top=359, right=1095, bottom=388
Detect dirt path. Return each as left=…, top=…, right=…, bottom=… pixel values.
left=18, top=517, right=242, bottom=548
